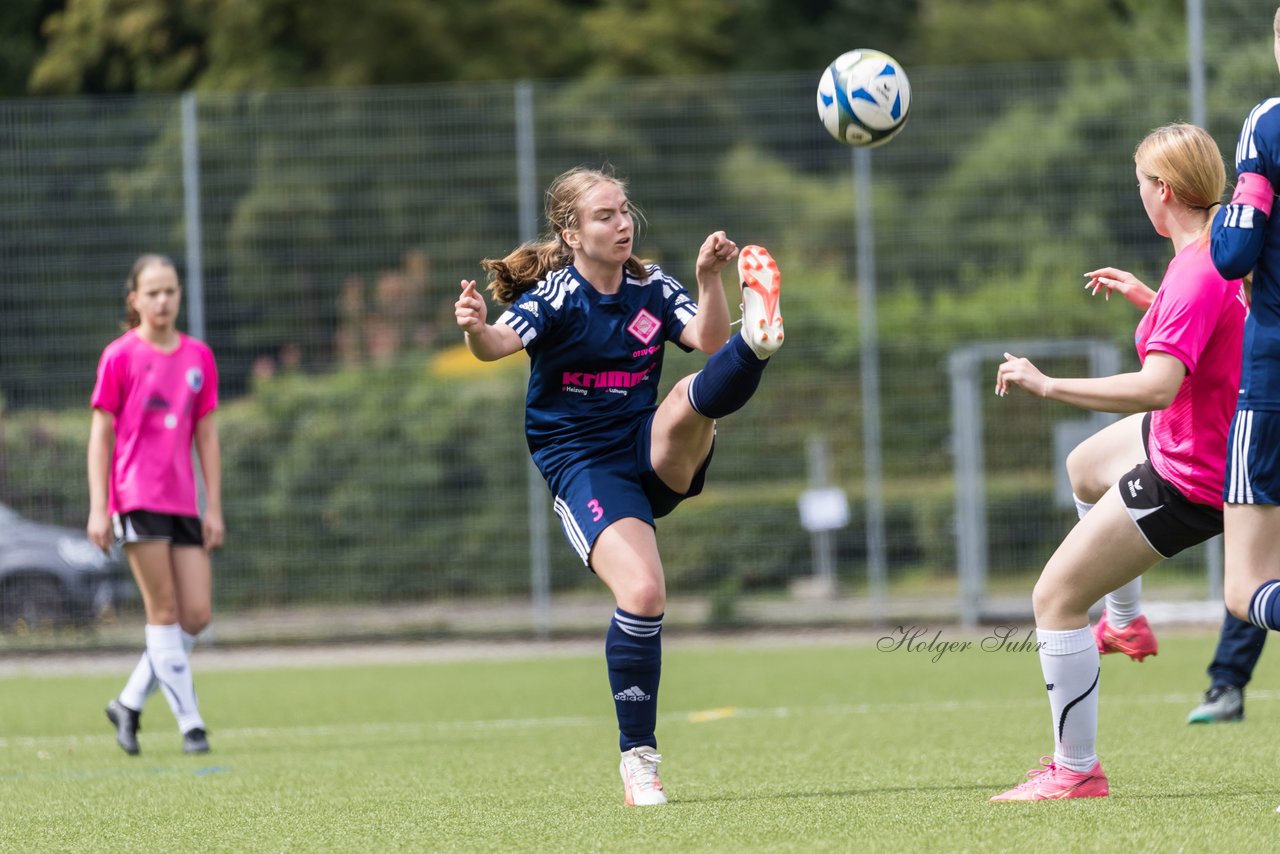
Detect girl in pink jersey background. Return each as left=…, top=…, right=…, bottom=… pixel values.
left=989, top=123, right=1246, bottom=801
left=87, top=254, right=223, bottom=755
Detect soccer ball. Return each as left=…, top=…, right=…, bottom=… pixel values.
left=816, top=49, right=911, bottom=147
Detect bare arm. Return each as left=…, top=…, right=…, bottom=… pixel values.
left=195, top=414, right=224, bottom=551
left=679, top=231, right=736, bottom=354
left=87, top=408, right=115, bottom=552
left=995, top=351, right=1185, bottom=413
left=455, top=279, right=524, bottom=361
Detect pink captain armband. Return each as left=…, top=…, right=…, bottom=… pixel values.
left=1232, top=171, right=1275, bottom=217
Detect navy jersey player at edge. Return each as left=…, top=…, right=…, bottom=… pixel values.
left=1210, top=7, right=1280, bottom=662
left=453, top=166, right=785, bottom=807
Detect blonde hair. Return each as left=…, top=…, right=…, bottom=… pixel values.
left=481, top=167, right=647, bottom=304
left=1134, top=123, right=1225, bottom=235
left=1136, top=123, right=1254, bottom=296
left=123, top=254, right=177, bottom=329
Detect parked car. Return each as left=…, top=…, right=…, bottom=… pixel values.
left=0, top=502, right=131, bottom=632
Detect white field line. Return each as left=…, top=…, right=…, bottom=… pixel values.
left=3, top=690, right=1276, bottom=751
left=0, top=630, right=889, bottom=677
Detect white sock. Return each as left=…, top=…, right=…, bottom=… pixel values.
left=1103, top=577, right=1142, bottom=629
left=145, top=624, right=204, bottom=734
left=1072, top=493, right=1095, bottom=521
left=118, top=652, right=154, bottom=711
left=1037, top=626, right=1100, bottom=773
left=119, top=630, right=198, bottom=711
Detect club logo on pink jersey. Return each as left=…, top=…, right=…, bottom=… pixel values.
left=627, top=309, right=661, bottom=345
left=186, top=368, right=203, bottom=392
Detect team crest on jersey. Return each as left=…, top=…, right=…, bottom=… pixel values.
left=186, top=367, right=204, bottom=392
left=519, top=301, right=539, bottom=317
left=627, top=309, right=661, bottom=345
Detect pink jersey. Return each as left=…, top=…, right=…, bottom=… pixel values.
left=1136, top=241, right=1246, bottom=508
left=91, top=331, right=219, bottom=516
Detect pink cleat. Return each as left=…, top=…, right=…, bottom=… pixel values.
left=738, top=245, right=783, bottom=359
left=990, top=756, right=1109, bottom=802
left=1094, top=612, right=1158, bottom=662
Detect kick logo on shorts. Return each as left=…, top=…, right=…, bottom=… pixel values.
left=627, top=309, right=661, bottom=345
left=186, top=367, right=204, bottom=392
left=1128, top=478, right=1143, bottom=498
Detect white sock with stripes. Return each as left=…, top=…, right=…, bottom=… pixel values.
left=145, top=624, right=204, bottom=734
left=1038, top=626, right=1100, bottom=773
left=120, top=630, right=197, bottom=711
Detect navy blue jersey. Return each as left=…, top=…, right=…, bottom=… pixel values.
left=497, top=263, right=698, bottom=477
left=1213, top=98, right=1280, bottom=409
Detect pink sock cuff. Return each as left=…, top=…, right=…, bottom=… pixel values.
left=1232, top=171, right=1274, bottom=217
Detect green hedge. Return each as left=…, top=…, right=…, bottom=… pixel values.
left=0, top=247, right=1157, bottom=607
left=0, top=369, right=1081, bottom=607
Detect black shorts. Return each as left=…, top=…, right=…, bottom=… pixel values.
left=113, top=510, right=204, bottom=547
left=1116, top=461, right=1222, bottom=558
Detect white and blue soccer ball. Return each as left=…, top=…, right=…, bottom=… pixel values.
left=816, top=49, right=911, bottom=148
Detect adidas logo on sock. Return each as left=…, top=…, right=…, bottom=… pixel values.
left=614, top=685, right=651, bottom=702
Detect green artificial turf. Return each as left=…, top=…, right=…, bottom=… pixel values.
left=1, top=630, right=1277, bottom=851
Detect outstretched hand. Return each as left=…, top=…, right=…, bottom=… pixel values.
left=995, top=352, right=1051, bottom=398
left=1083, top=267, right=1154, bottom=308
left=695, top=231, right=739, bottom=278
left=455, top=279, right=487, bottom=333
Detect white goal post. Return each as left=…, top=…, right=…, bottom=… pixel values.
left=948, top=340, right=1121, bottom=628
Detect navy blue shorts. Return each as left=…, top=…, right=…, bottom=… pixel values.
left=548, top=412, right=714, bottom=566
left=1224, top=408, right=1280, bottom=505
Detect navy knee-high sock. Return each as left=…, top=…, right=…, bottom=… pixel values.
left=1248, top=580, right=1280, bottom=630
left=606, top=608, right=663, bottom=752
left=688, top=333, right=769, bottom=419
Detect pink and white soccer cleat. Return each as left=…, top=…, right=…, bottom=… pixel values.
left=1094, top=612, right=1158, bottom=662
left=990, top=756, right=1109, bottom=802
left=620, top=746, right=667, bottom=806
left=738, top=245, right=783, bottom=359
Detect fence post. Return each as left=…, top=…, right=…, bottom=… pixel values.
left=180, top=91, right=205, bottom=342
left=516, top=80, right=552, bottom=640
left=854, top=147, right=888, bottom=623
left=1187, top=0, right=1206, bottom=131
left=949, top=348, right=986, bottom=629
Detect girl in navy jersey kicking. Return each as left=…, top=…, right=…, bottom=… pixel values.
left=454, top=166, right=783, bottom=806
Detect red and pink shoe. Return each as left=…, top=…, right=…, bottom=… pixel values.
left=990, top=756, right=1109, bottom=802
left=1094, top=612, right=1158, bottom=662
left=738, top=245, right=783, bottom=359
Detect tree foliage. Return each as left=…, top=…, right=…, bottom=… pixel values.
left=7, top=0, right=1234, bottom=98
left=22, top=0, right=920, bottom=96
left=0, top=0, right=56, bottom=95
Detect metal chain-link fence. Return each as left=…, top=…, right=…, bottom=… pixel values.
left=1, top=33, right=1273, bottom=641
